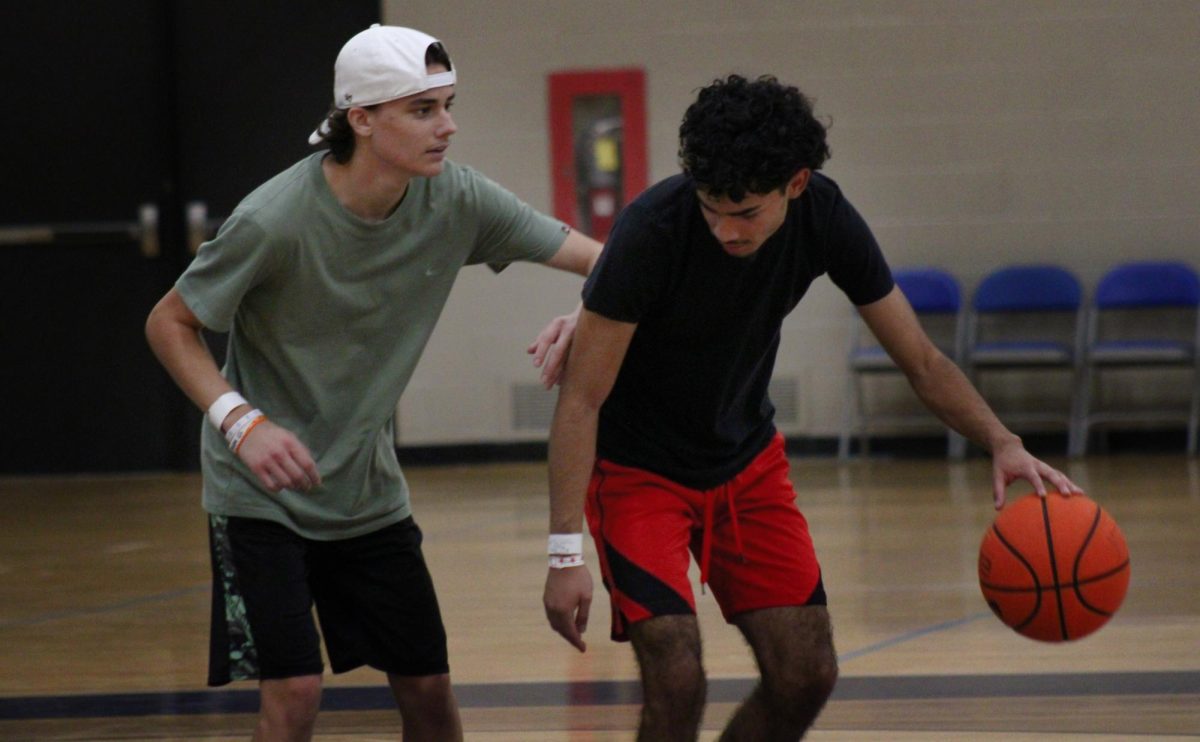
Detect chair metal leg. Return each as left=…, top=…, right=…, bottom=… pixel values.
left=948, top=431, right=967, bottom=460
left=1070, top=364, right=1094, bottom=458
left=949, top=367, right=972, bottom=460
left=1188, top=367, right=1199, bottom=457
left=855, top=375, right=871, bottom=457
left=838, top=369, right=858, bottom=460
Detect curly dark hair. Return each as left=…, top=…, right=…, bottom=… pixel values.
left=678, top=75, right=830, bottom=201
left=315, top=41, right=453, bottom=164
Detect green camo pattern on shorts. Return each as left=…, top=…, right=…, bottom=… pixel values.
left=209, top=515, right=259, bottom=681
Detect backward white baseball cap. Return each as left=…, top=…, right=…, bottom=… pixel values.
left=308, top=24, right=456, bottom=145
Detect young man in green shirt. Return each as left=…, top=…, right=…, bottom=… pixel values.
left=146, top=24, right=599, bottom=741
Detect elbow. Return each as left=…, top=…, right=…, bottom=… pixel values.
left=553, top=376, right=610, bottom=430
left=144, top=303, right=164, bottom=351
left=144, top=293, right=200, bottom=360
left=558, top=385, right=605, bottom=420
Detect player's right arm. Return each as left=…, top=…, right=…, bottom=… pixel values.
left=145, top=288, right=321, bottom=492
left=543, top=308, right=637, bottom=652
left=856, top=286, right=1080, bottom=507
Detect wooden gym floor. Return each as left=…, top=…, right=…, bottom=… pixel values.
left=1, top=452, right=1197, bottom=740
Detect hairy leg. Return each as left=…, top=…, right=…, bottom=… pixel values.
left=256, top=675, right=322, bottom=742
left=387, top=672, right=463, bottom=742
left=720, top=606, right=838, bottom=741
left=628, top=614, right=707, bottom=742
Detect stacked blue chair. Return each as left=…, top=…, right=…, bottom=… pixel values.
left=951, top=264, right=1084, bottom=459
left=838, top=267, right=963, bottom=459
left=1071, top=260, right=1200, bottom=456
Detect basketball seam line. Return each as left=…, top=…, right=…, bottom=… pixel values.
left=1040, top=497, right=1070, bottom=640
left=989, top=524, right=1042, bottom=631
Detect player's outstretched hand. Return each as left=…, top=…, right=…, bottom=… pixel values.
left=527, top=306, right=581, bottom=389
left=544, top=566, right=593, bottom=652
left=990, top=436, right=1082, bottom=510
left=236, top=421, right=322, bottom=493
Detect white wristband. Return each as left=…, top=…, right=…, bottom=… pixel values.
left=548, top=533, right=583, bottom=555
left=549, top=554, right=585, bottom=569
left=208, top=391, right=248, bottom=430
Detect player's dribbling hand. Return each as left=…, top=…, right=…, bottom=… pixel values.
left=236, top=420, right=322, bottom=493
left=543, top=566, right=593, bottom=652
left=990, top=437, right=1082, bottom=510
left=527, top=307, right=580, bottom=389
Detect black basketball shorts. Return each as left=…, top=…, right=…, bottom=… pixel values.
left=207, top=514, right=450, bottom=686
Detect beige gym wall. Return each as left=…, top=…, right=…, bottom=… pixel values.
left=382, top=1, right=1200, bottom=447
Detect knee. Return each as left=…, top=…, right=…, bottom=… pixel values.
left=659, top=656, right=707, bottom=704
left=636, top=630, right=706, bottom=700
left=809, top=654, right=839, bottom=701
left=389, top=673, right=458, bottom=719
left=260, top=675, right=322, bottom=731
left=391, top=673, right=452, bottom=701
left=765, top=654, right=838, bottom=716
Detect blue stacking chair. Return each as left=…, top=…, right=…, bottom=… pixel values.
left=839, top=267, right=963, bottom=459
left=1072, top=261, right=1200, bottom=456
left=951, top=264, right=1084, bottom=459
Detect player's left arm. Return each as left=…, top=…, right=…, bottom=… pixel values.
left=857, top=286, right=1082, bottom=508
left=527, top=229, right=604, bottom=388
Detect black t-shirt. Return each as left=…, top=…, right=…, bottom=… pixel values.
left=582, top=172, right=894, bottom=489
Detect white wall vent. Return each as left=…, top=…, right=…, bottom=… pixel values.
left=769, top=377, right=799, bottom=424
left=512, top=383, right=557, bottom=431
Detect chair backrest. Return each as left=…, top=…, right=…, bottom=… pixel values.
left=893, top=267, right=961, bottom=314
left=1094, top=261, right=1200, bottom=309
left=973, top=264, right=1083, bottom=313
left=852, top=267, right=963, bottom=364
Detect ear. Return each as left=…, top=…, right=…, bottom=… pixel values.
left=785, top=169, right=812, bottom=199
left=347, top=107, right=373, bottom=137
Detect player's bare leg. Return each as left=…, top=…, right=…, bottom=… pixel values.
left=720, top=606, right=837, bottom=741
left=629, top=614, right=707, bottom=741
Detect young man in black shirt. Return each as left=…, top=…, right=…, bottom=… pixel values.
left=541, top=74, right=1080, bottom=740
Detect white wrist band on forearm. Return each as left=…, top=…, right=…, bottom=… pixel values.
left=225, top=409, right=266, bottom=453
left=549, top=554, right=585, bottom=569
left=207, top=391, right=248, bottom=430
left=548, top=533, right=583, bottom=555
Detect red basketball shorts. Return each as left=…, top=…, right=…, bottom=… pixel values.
left=585, top=433, right=825, bottom=641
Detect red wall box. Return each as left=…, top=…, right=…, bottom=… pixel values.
left=547, top=69, right=647, bottom=241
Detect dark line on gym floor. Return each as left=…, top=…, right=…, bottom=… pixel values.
left=1, top=671, right=1197, bottom=720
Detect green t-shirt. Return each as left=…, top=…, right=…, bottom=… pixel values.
left=177, top=153, right=568, bottom=539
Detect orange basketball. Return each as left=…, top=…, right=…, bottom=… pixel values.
left=978, top=491, right=1130, bottom=642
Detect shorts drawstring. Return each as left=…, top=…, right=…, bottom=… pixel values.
left=728, top=484, right=745, bottom=561
left=699, top=483, right=746, bottom=593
